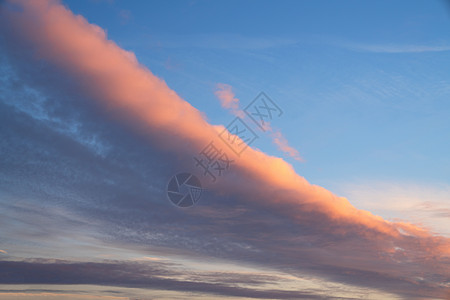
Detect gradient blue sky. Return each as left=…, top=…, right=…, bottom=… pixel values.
left=64, top=0, right=450, bottom=183
left=1, top=1, right=450, bottom=299
left=64, top=0, right=450, bottom=232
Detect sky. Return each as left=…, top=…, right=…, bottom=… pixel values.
left=0, top=0, right=449, bottom=299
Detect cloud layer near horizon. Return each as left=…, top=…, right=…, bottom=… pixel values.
left=0, top=0, right=449, bottom=299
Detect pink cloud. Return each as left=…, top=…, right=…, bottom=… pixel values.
left=271, top=129, right=303, bottom=162
left=214, top=83, right=245, bottom=118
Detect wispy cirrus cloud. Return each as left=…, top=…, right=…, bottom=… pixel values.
left=336, top=181, right=450, bottom=237
left=337, top=40, right=450, bottom=53
left=144, top=33, right=297, bottom=50
left=270, top=129, right=303, bottom=162
left=352, top=44, right=450, bottom=53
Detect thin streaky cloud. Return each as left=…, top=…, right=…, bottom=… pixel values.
left=335, top=181, right=450, bottom=237
left=342, top=42, right=450, bottom=53
left=0, top=293, right=127, bottom=300
left=270, top=129, right=303, bottom=162
left=319, top=35, right=450, bottom=53
left=0, top=259, right=341, bottom=299
left=144, top=33, right=298, bottom=50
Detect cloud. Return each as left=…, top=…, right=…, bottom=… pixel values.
left=270, top=129, right=303, bottom=162
left=214, top=83, right=245, bottom=118
left=145, top=34, right=297, bottom=50
left=339, top=41, right=450, bottom=54
left=0, top=1, right=449, bottom=299
left=358, top=44, right=450, bottom=53
left=118, top=10, right=131, bottom=25
left=214, top=84, right=302, bottom=161
left=0, top=259, right=339, bottom=299
left=335, top=181, right=450, bottom=237
left=0, top=293, right=126, bottom=300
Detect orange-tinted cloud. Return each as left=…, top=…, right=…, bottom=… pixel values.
left=214, top=83, right=245, bottom=118
left=270, top=129, right=303, bottom=161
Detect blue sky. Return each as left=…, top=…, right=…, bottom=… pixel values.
left=1, top=1, right=450, bottom=299
left=64, top=0, right=450, bottom=185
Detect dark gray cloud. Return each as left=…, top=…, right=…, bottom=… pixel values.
left=0, top=259, right=343, bottom=299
